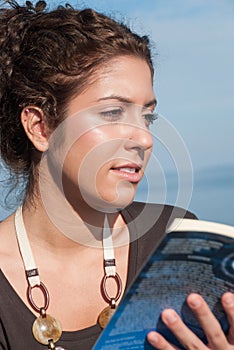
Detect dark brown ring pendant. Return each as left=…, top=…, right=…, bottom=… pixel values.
left=27, top=282, right=50, bottom=313
left=101, top=273, right=122, bottom=304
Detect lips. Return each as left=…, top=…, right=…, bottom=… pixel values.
left=118, top=167, right=139, bottom=173
left=110, top=164, right=142, bottom=183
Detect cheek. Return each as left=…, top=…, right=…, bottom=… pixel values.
left=63, top=129, right=107, bottom=173
left=74, top=142, right=121, bottom=210
left=62, top=129, right=120, bottom=191
left=77, top=137, right=118, bottom=184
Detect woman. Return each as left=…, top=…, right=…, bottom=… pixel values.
left=0, top=1, right=234, bottom=349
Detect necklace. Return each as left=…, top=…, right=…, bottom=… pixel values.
left=14, top=206, right=122, bottom=349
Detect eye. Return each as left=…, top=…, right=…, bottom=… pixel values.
left=100, top=108, right=124, bottom=122
left=143, top=112, right=159, bottom=127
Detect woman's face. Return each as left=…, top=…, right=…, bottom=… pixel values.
left=51, top=56, right=156, bottom=212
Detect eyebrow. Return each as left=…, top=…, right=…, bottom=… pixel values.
left=97, top=95, right=157, bottom=109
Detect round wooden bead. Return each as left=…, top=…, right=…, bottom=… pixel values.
left=32, top=314, right=62, bottom=345
left=98, top=306, right=116, bottom=329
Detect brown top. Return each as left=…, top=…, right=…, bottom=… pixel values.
left=0, top=202, right=196, bottom=349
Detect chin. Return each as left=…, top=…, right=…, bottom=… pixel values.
left=102, top=184, right=136, bottom=212
left=84, top=185, right=136, bottom=213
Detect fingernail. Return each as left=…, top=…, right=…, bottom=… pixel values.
left=224, top=293, right=234, bottom=307
left=188, top=294, right=202, bottom=309
left=147, top=331, right=159, bottom=346
left=163, top=310, right=177, bottom=324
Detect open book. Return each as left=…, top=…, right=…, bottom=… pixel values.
left=93, top=219, right=234, bottom=350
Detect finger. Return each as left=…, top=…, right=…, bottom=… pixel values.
left=222, top=292, right=234, bottom=344
left=161, top=308, right=208, bottom=350
left=187, top=293, right=229, bottom=349
left=147, top=331, right=179, bottom=350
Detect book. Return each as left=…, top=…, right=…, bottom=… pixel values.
left=93, top=218, right=234, bottom=350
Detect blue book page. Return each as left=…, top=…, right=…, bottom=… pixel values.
left=93, top=228, right=234, bottom=350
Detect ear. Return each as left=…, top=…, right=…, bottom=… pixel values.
left=20, top=106, right=49, bottom=152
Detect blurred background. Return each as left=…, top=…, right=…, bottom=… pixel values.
left=0, top=0, right=233, bottom=225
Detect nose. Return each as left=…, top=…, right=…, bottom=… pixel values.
left=122, top=105, right=154, bottom=152
left=123, top=123, right=153, bottom=154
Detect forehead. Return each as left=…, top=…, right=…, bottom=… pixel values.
left=97, top=55, right=153, bottom=80
left=95, top=56, right=153, bottom=94
left=68, top=56, right=155, bottom=115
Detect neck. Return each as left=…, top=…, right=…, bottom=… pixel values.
left=21, top=195, right=128, bottom=255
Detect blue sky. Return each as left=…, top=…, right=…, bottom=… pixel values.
left=1, top=0, right=233, bottom=222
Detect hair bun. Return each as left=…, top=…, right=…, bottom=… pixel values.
left=0, top=1, right=46, bottom=96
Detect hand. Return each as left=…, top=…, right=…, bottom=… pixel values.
left=147, top=292, right=234, bottom=350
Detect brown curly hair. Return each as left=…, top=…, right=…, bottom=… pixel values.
left=0, top=0, right=154, bottom=198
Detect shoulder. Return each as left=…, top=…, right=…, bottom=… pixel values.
left=122, top=202, right=197, bottom=272
left=122, top=201, right=197, bottom=229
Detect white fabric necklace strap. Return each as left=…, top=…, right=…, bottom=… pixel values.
left=15, top=207, right=116, bottom=283
left=14, top=206, right=40, bottom=287
left=103, top=215, right=116, bottom=277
